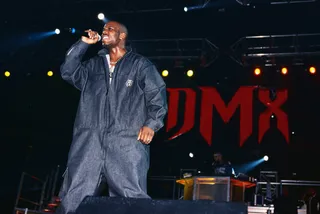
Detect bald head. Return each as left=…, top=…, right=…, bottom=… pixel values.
left=118, top=22, right=128, bottom=38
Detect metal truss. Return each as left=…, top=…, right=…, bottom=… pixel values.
left=268, top=0, right=317, bottom=4
left=72, top=0, right=212, bottom=14
left=113, top=0, right=212, bottom=14
left=73, top=0, right=175, bottom=14
left=256, top=171, right=279, bottom=201
left=74, top=0, right=316, bottom=12
left=236, top=0, right=317, bottom=6
left=14, top=166, right=61, bottom=214
left=129, top=38, right=219, bottom=67
left=230, top=33, right=320, bottom=67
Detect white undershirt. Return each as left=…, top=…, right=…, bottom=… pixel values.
left=106, top=54, right=115, bottom=84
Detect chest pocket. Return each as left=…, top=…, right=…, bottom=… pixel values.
left=115, top=72, right=138, bottom=96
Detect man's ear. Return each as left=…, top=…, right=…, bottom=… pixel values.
left=120, top=32, right=127, bottom=40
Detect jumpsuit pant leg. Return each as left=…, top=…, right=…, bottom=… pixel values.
left=103, top=135, right=151, bottom=198
left=55, top=162, right=103, bottom=214
left=55, top=129, right=105, bottom=214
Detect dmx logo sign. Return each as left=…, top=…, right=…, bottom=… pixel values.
left=166, top=86, right=289, bottom=147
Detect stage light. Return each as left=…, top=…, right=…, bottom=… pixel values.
left=309, top=66, right=316, bottom=74
left=161, top=70, right=169, bottom=77
left=281, top=67, right=288, bottom=75
left=263, top=155, right=269, bottom=161
left=254, top=68, right=261, bottom=76
left=55, top=29, right=60, bottom=34
left=189, top=153, right=194, bottom=158
left=187, top=70, right=194, bottom=77
left=47, top=71, right=53, bottom=77
left=98, top=13, right=105, bottom=20
left=4, top=71, right=10, bottom=77
left=184, top=7, right=188, bottom=12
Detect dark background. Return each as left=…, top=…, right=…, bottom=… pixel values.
left=1, top=0, right=320, bottom=212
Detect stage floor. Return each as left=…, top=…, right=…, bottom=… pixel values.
left=15, top=205, right=307, bottom=214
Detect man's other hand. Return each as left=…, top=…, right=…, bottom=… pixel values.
left=137, top=126, right=155, bottom=144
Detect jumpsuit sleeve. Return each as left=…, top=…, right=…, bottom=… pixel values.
left=60, top=39, right=92, bottom=90
left=139, top=64, right=168, bottom=132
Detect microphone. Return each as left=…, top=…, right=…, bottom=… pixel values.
left=68, top=28, right=101, bottom=41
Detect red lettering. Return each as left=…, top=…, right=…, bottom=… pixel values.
left=258, top=89, right=289, bottom=143
left=199, top=87, right=254, bottom=147
left=166, top=88, right=196, bottom=140
left=165, top=86, right=289, bottom=146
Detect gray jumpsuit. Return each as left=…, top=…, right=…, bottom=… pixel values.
left=55, top=40, right=168, bottom=214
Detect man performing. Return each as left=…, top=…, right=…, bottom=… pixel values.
left=55, top=21, right=168, bottom=214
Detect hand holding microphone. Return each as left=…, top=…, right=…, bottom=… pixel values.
left=81, top=29, right=101, bottom=44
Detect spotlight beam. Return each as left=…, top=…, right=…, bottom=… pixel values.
left=234, top=158, right=265, bottom=174
left=202, top=0, right=211, bottom=8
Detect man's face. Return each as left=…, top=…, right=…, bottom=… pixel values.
left=101, top=22, right=122, bottom=46
left=214, top=153, right=222, bottom=162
